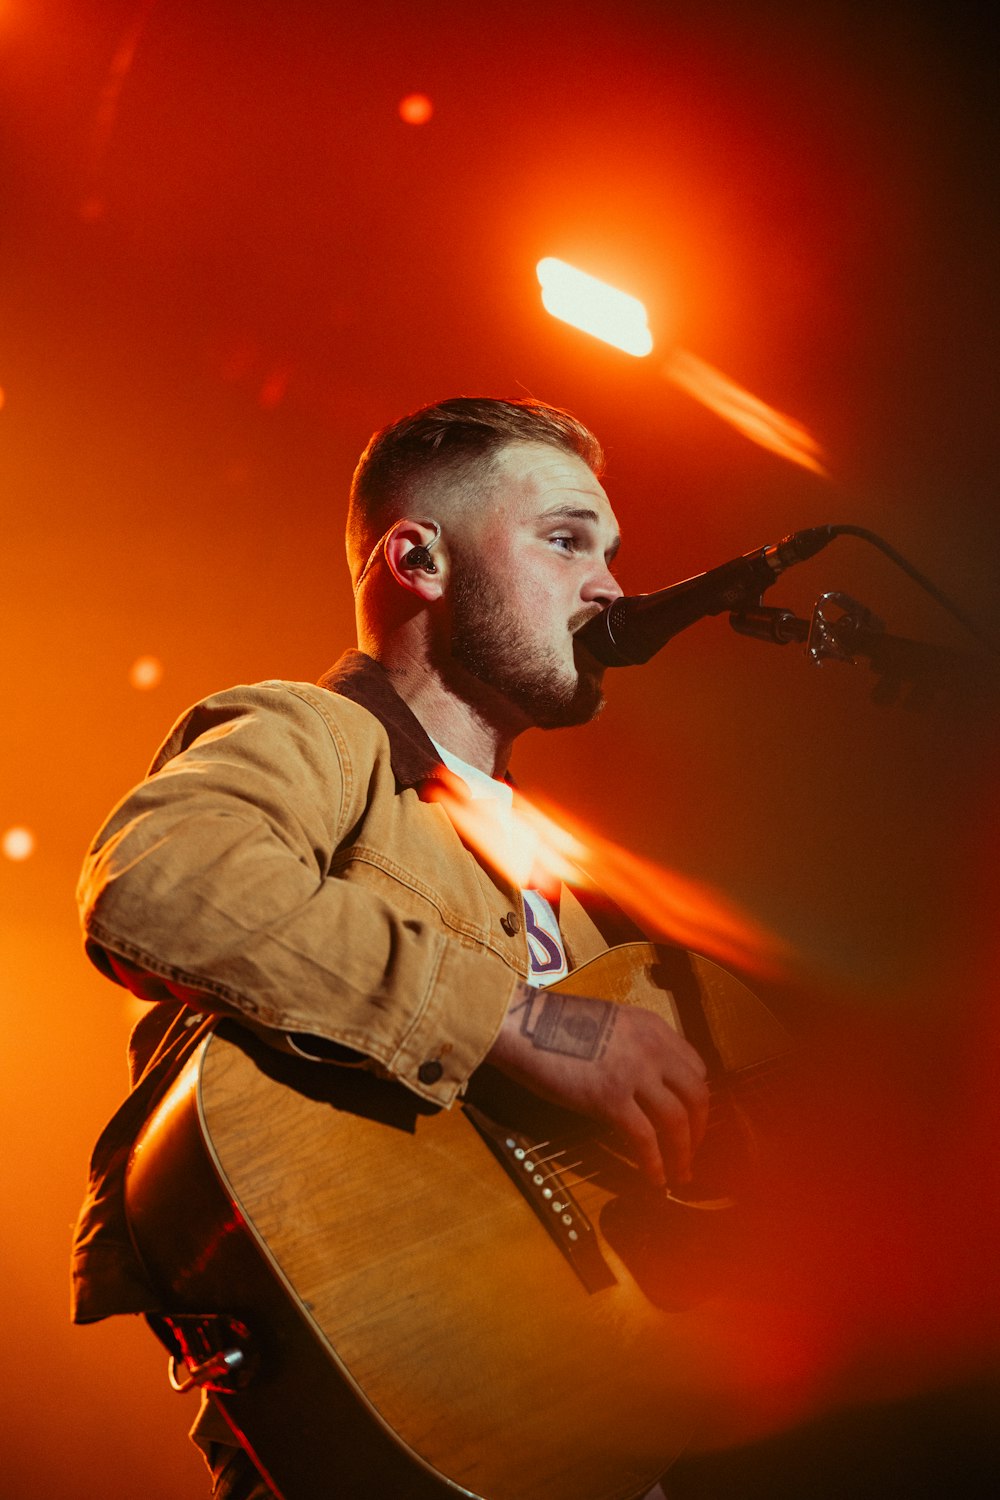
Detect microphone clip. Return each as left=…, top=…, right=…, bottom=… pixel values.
left=804, top=591, right=886, bottom=667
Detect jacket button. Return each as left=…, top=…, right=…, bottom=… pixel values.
left=417, top=1059, right=444, bottom=1086
left=500, top=911, right=520, bottom=936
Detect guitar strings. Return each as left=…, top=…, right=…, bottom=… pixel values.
left=512, top=1050, right=791, bottom=1175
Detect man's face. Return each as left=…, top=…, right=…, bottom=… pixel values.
left=446, top=441, right=623, bottom=729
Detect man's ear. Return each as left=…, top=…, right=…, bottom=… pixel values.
left=383, top=519, right=446, bottom=600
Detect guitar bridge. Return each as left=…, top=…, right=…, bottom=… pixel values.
left=464, top=1105, right=616, bottom=1294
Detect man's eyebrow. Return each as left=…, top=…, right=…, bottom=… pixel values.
left=540, top=504, right=600, bottom=523
left=539, top=504, right=622, bottom=561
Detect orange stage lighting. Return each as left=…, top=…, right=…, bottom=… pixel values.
left=536, top=259, right=827, bottom=474
left=399, top=93, right=434, bottom=125
left=2, top=826, right=36, bottom=861
left=424, top=771, right=791, bottom=980
left=128, top=655, right=163, bottom=690
left=523, top=790, right=793, bottom=979
left=81, top=0, right=157, bottom=214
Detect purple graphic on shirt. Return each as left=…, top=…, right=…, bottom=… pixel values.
left=524, top=898, right=564, bottom=975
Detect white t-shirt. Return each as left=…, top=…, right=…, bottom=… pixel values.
left=431, top=741, right=569, bottom=986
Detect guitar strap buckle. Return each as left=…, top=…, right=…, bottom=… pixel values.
left=147, top=1312, right=259, bottom=1395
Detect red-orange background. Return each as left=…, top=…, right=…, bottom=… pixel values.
left=1, top=3, right=997, bottom=1495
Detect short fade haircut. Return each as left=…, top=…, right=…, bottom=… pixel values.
left=346, top=396, right=605, bottom=585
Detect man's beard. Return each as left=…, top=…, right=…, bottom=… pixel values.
left=448, top=562, right=605, bottom=729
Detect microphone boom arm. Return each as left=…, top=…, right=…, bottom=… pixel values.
left=730, top=593, right=999, bottom=711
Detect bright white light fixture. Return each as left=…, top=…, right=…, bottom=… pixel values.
left=537, top=257, right=653, bottom=356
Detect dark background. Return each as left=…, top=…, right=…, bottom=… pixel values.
left=1, top=2, right=997, bottom=1495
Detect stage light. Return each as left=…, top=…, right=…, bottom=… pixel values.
left=3, top=827, right=35, bottom=861
left=536, top=258, right=653, bottom=357
left=535, top=257, right=826, bottom=472
left=129, top=655, right=162, bottom=690
left=399, top=93, right=433, bottom=125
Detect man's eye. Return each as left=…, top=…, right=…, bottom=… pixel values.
left=551, top=534, right=578, bottom=553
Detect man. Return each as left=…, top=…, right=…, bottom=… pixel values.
left=72, top=396, right=709, bottom=1497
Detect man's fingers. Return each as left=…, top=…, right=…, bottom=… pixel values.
left=617, top=1084, right=702, bottom=1187
left=665, top=1061, right=711, bottom=1155
left=639, top=1082, right=696, bottom=1185
left=616, top=1099, right=669, bottom=1187
left=671, top=1030, right=709, bottom=1082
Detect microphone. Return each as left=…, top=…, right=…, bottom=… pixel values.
left=578, top=525, right=836, bottom=666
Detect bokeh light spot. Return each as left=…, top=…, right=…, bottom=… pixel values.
left=3, top=827, right=36, bottom=861
left=129, top=655, right=163, bottom=690
left=258, top=366, right=291, bottom=409
left=399, top=93, right=433, bottom=125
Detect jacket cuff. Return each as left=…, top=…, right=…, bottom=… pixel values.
left=388, top=938, right=520, bottom=1106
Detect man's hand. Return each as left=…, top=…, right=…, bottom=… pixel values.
left=485, top=982, right=709, bottom=1188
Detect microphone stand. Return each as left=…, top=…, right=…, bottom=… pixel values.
left=730, top=592, right=1000, bottom=713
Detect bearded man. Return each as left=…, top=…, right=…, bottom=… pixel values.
left=72, top=397, right=709, bottom=1499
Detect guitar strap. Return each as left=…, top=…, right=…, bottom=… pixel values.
left=645, top=946, right=727, bottom=1079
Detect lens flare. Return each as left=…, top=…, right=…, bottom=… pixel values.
left=81, top=0, right=157, bottom=216
left=535, top=259, right=827, bottom=472
left=424, top=770, right=790, bottom=979
left=665, top=348, right=829, bottom=478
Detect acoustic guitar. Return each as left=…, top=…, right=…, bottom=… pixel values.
left=125, top=942, right=791, bottom=1500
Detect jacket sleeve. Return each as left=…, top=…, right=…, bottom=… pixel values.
left=77, top=682, right=518, bottom=1105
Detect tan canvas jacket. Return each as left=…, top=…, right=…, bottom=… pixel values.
left=71, top=651, right=635, bottom=1324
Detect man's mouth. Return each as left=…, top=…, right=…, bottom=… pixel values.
left=570, top=607, right=605, bottom=636
left=572, top=629, right=604, bottom=674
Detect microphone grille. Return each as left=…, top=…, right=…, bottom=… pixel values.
left=607, top=598, right=631, bottom=634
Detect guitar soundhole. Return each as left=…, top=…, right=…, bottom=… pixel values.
left=600, top=1089, right=765, bottom=1311
left=669, top=1091, right=759, bottom=1209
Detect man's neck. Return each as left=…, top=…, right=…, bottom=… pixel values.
left=367, top=640, right=521, bottom=779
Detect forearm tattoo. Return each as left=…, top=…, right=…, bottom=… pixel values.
left=513, top=984, right=617, bottom=1060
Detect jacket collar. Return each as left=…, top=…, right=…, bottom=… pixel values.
left=317, top=656, right=641, bottom=951
left=317, top=651, right=443, bottom=788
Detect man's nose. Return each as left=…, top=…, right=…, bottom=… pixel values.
left=584, top=565, right=623, bottom=608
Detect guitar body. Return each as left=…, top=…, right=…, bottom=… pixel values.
left=125, top=943, right=790, bottom=1500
